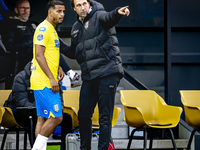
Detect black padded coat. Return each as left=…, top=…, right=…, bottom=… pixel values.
left=60, top=0, right=124, bottom=81
left=4, top=62, right=34, bottom=115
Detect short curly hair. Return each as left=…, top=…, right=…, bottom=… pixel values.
left=47, top=0, right=65, bottom=11
left=70, top=0, right=91, bottom=8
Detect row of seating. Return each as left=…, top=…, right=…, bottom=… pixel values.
left=120, top=90, right=200, bottom=150
left=0, top=90, right=121, bottom=150
left=0, top=90, right=200, bottom=150
left=62, top=90, right=121, bottom=130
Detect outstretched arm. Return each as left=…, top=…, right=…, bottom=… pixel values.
left=99, top=6, right=130, bottom=29
left=59, top=54, right=71, bottom=73
left=59, top=37, right=75, bottom=59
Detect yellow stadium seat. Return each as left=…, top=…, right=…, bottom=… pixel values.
left=0, top=107, right=5, bottom=125
left=0, top=90, right=29, bottom=150
left=0, top=90, right=11, bottom=106
left=90, top=104, right=121, bottom=129
left=63, top=90, right=80, bottom=129
left=180, top=90, right=200, bottom=150
left=0, top=90, right=13, bottom=127
left=0, top=90, right=9, bottom=124
left=120, top=90, right=182, bottom=150
left=63, top=90, right=121, bottom=130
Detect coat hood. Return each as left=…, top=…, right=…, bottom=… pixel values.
left=24, top=61, right=31, bottom=77
left=90, top=0, right=104, bottom=11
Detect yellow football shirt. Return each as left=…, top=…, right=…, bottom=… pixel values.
left=30, top=20, right=60, bottom=90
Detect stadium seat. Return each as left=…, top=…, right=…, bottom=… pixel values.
left=0, top=90, right=32, bottom=150
left=120, top=90, right=182, bottom=150
left=180, top=90, right=200, bottom=150
left=63, top=90, right=121, bottom=130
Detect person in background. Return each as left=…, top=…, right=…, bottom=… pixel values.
left=1, top=0, right=37, bottom=77
left=1, top=0, right=82, bottom=89
left=59, top=0, right=130, bottom=149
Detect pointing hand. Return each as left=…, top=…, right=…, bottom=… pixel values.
left=118, top=6, right=130, bottom=16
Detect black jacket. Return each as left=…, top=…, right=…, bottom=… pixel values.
left=4, top=62, right=34, bottom=115
left=1, top=16, right=38, bottom=73
left=60, top=0, right=124, bottom=81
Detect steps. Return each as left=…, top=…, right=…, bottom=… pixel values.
left=111, top=86, right=128, bottom=139
left=112, top=121, right=128, bottom=139
left=113, top=139, right=188, bottom=150
left=0, top=133, right=31, bottom=150
left=0, top=133, right=189, bottom=150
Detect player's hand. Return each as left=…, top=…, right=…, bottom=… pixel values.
left=118, top=6, right=130, bottom=16
left=58, top=66, right=64, bottom=82
left=50, top=78, right=59, bottom=93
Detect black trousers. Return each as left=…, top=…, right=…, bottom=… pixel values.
left=60, top=113, right=73, bottom=150
left=78, top=74, right=120, bottom=150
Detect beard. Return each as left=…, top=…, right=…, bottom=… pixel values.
left=18, top=15, right=29, bottom=22
left=53, top=18, right=63, bottom=25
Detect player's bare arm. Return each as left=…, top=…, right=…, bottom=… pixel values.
left=58, top=66, right=64, bottom=82
left=35, top=44, right=59, bottom=93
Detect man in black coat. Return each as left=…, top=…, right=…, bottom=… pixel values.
left=2, top=0, right=37, bottom=74
left=60, top=0, right=130, bottom=149
left=1, top=0, right=37, bottom=89
left=4, top=62, right=34, bottom=116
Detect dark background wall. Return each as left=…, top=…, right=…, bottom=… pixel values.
left=4, top=0, right=200, bottom=27
left=4, top=0, right=200, bottom=120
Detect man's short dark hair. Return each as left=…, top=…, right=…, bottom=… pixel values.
left=16, top=0, right=29, bottom=7
left=70, top=0, right=91, bottom=8
left=47, top=0, right=65, bottom=11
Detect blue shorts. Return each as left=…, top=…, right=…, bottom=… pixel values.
left=34, top=87, right=62, bottom=118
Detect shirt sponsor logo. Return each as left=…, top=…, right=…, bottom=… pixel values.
left=32, top=66, right=36, bottom=70
left=72, top=30, right=79, bottom=35
left=74, top=34, right=77, bottom=38
left=37, top=34, right=43, bottom=41
left=17, top=25, right=26, bottom=30
left=55, top=40, right=59, bottom=48
left=44, top=110, right=48, bottom=114
left=109, top=85, right=115, bottom=88
left=54, top=104, right=59, bottom=112
left=39, top=27, right=46, bottom=32
left=85, top=21, right=89, bottom=29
